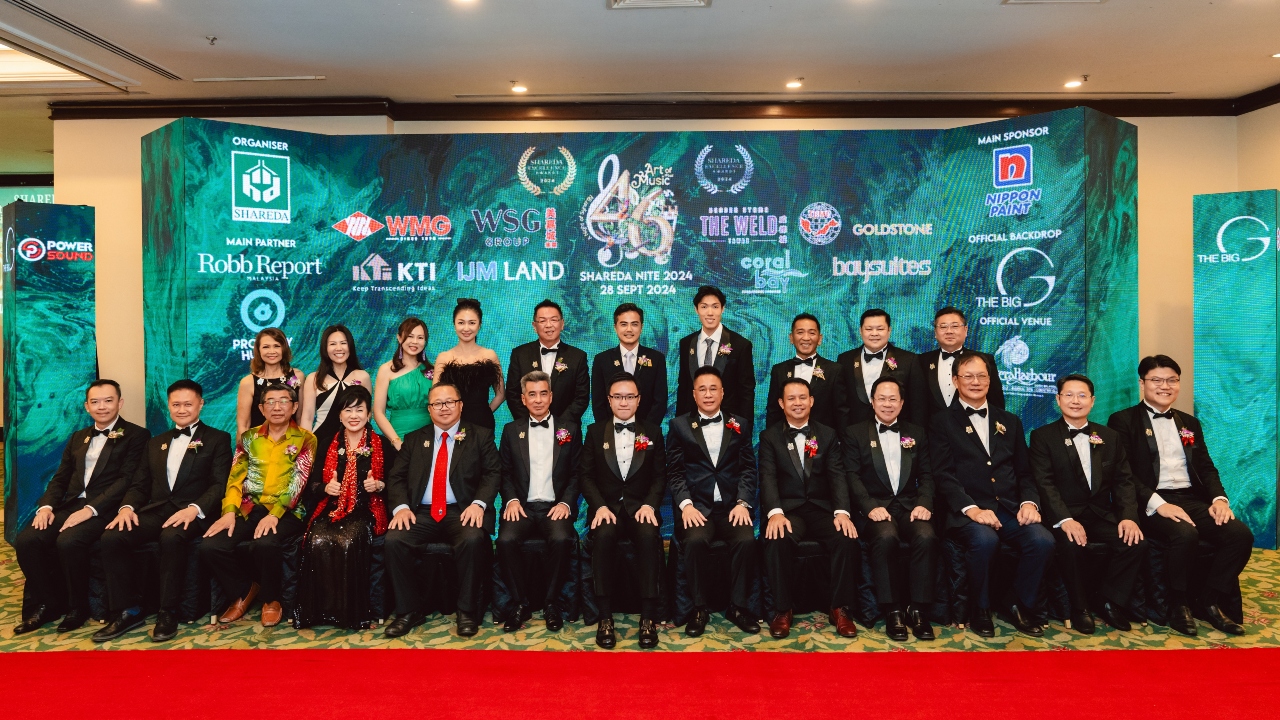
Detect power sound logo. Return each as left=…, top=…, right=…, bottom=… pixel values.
left=231, top=151, right=291, bottom=224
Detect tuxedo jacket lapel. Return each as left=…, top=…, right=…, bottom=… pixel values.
left=686, top=337, right=700, bottom=382
left=850, top=353, right=869, bottom=404
left=965, top=415, right=991, bottom=458
left=1173, top=412, right=1196, bottom=482
left=629, top=440, right=646, bottom=482
left=689, top=418, right=715, bottom=468
left=550, top=420, right=562, bottom=473
left=1138, top=409, right=1161, bottom=482
left=781, top=432, right=805, bottom=481
left=713, top=330, right=732, bottom=373
left=89, top=433, right=117, bottom=486
left=924, top=350, right=946, bottom=407
left=603, top=420, right=624, bottom=481
left=801, top=432, right=814, bottom=478
left=516, top=423, right=533, bottom=485
left=868, top=424, right=892, bottom=491
left=172, top=428, right=198, bottom=494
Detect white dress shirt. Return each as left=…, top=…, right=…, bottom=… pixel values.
left=937, top=352, right=958, bottom=406
left=538, top=342, right=560, bottom=375
left=956, top=401, right=1035, bottom=515
left=793, top=354, right=817, bottom=383
left=678, top=412, right=725, bottom=510
left=526, top=414, right=556, bottom=503
left=614, top=416, right=636, bottom=478
left=1054, top=419, right=1092, bottom=528
left=769, top=421, right=849, bottom=518
left=1144, top=404, right=1227, bottom=515
left=878, top=421, right=902, bottom=494
left=862, top=345, right=887, bottom=397
left=620, top=344, right=639, bottom=374
left=698, top=325, right=725, bottom=367
left=392, top=421, right=486, bottom=516
left=121, top=423, right=205, bottom=518
left=41, top=419, right=118, bottom=516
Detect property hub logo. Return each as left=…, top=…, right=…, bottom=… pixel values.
left=232, top=151, right=291, bottom=224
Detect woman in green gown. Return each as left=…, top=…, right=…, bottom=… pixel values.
left=373, top=317, right=433, bottom=450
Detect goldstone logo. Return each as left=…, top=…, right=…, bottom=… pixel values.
left=232, top=151, right=291, bottom=224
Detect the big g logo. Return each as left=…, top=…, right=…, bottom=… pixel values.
left=993, top=145, right=1033, bottom=188
left=1198, top=215, right=1273, bottom=264
left=977, top=246, right=1056, bottom=309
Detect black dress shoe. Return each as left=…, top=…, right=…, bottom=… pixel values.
left=1205, top=605, right=1245, bottom=636
left=908, top=606, right=935, bottom=641
left=456, top=612, right=479, bottom=637
left=56, top=609, right=89, bottom=633
left=13, top=605, right=56, bottom=635
left=544, top=604, right=563, bottom=632
left=1008, top=604, right=1044, bottom=637
left=383, top=612, right=426, bottom=639
left=1098, top=601, right=1132, bottom=632
left=1168, top=605, right=1198, bottom=637
left=685, top=608, right=709, bottom=637
left=152, top=611, right=179, bottom=643
left=596, top=616, right=617, bottom=649
left=884, top=609, right=909, bottom=642
left=970, top=608, right=995, bottom=638
left=638, top=617, right=659, bottom=649
left=1070, top=610, right=1096, bottom=635
left=503, top=605, right=530, bottom=633
left=726, top=606, right=761, bottom=634
left=92, top=611, right=146, bottom=643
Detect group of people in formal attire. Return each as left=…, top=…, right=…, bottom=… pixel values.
left=9, top=287, right=1255, bottom=649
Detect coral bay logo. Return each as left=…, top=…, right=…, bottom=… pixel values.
left=740, top=249, right=806, bottom=295
left=197, top=253, right=322, bottom=280
left=333, top=212, right=384, bottom=242
left=994, top=335, right=1057, bottom=398
left=1198, top=215, right=1274, bottom=264
left=798, top=202, right=841, bottom=245
left=17, top=237, right=94, bottom=262
left=978, top=246, right=1056, bottom=308
left=831, top=256, right=932, bottom=283
left=232, top=151, right=290, bottom=224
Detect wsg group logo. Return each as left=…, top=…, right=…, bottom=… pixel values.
left=1197, top=215, right=1273, bottom=264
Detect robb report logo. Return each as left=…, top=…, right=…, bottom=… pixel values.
left=1198, top=215, right=1274, bottom=264
left=197, top=253, right=322, bottom=279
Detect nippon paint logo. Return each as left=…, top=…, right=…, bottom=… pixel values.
left=992, top=145, right=1033, bottom=188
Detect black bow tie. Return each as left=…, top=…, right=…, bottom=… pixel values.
left=92, top=427, right=111, bottom=437
left=790, top=426, right=811, bottom=437
left=1146, top=406, right=1174, bottom=420
left=540, top=346, right=557, bottom=355
left=1067, top=426, right=1089, bottom=439
left=700, top=414, right=723, bottom=424
left=614, top=422, right=636, bottom=433
left=878, top=422, right=900, bottom=435
left=794, top=357, right=815, bottom=366
left=530, top=419, right=550, bottom=429
left=940, top=350, right=961, bottom=361
left=864, top=350, right=885, bottom=362
left=175, top=425, right=193, bottom=436
left=966, top=406, right=988, bottom=418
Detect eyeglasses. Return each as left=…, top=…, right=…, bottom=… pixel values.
left=957, top=373, right=989, bottom=382
left=262, top=399, right=293, bottom=408
left=1058, top=392, right=1093, bottom=401
left=1141, top=377, right=1180, bottom=387
left=608, top=394, right=640, bottom=402
left=936, top=323, right=965, bottom=331
left=428, top=399, right=460, bottom=410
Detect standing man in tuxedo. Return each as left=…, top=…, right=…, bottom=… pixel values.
left=579, top=372, right=666, bottom=649
left=917, top=306, right=1005, bottom=423
left=837, top=309, right=926, bottom=428
left=13, top=379, right=149, bottom=635
left=675, top=286, right=756, bottom=435
left=1030, top=373, right=1145, bottom=635
left=766, top=313, right=849, bottom=433
left=95, top=379, right=233, bottom=643
left=666, top=366, right=760, bottom=637
left=844, top=376, right=938, bottom=642
left=505, top=299, right=590, bottom=424
left=496, top=370, right=581, bottom=633
left=383, top=382, right=501, bottom=638
left=591, top=302, right=667, bottom=427
left=759, top=378, right=860, bottom=640
left=1108, top=355, right=1252, bottom=636
left=931, top=354, right=1053, bottom=638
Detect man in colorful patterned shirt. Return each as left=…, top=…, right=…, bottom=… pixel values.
left=201, top=384, right=316, bottom=628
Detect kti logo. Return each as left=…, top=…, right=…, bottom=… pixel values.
left=333, top=212, right=384, bottom=242
left=993, top=145, right=1033, bottom=188
left=353, top=253, right=392, bottom=281
left=1198, top=215, right=1274, bottom=264
left=977, top=246, right=1056, bottom=308
left=231, top=151, right=291, bottom=224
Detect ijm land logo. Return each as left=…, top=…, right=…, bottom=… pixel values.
left=740, top=249, right=807, bottom=295
left=977, top=246, right=1056, bottom=309
left=994, top=335, right=1057, bottom=398
left=1198, top=215, right=1274, bottom=264
left=985, top=145, right=1041, bottom=218
left=231, top=150, right=291, bottom=224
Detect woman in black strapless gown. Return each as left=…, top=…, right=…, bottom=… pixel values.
left=437, top=360, right=503, bottom=430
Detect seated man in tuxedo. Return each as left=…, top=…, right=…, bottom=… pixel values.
left=384, top=382, right=500, bottom=638
left=1030, top=373, right=1145, bottom=635
left=201, top=385, right=316, bottom=629
left=844, top=376, right=938, bottom=641
left=667, top=366, right=760, bottom=637
left=496, top=370, right=581, bottom=633
left=592, top=302, right=668, bottom=428
left=837, top=309, right=926, bottom=428
left=676, top=286, right=756, bottom=435
left=1108, top=355, right=1253, bottom=636
left=931, top=354, right=1053, bottom=638
left=505, top=299, right=590, bottom=424
left=766, top=313, right=849, bottom=433
left=13, top=379, right=149, bottom=635
left=916, top=306, right=1005, bottom=425
left=95, top=379, right=233, bottom=643
left=760, top=378, right=860, bottom=640
left=580, top=372, right=666, bottom=649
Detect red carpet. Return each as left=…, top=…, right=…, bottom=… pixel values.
left=5, top=647, right=1276, bottom=718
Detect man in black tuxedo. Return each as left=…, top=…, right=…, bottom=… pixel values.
left=496, top=370, right=581, bottom=633
left=383, top=382, right=501, bottom=638
left=580, top=372, right=666, bottom=649
left=1107, top=355, right=1253, bottom=637
left=12, top=379, right=149, bottom=635
left=844, top=376, right=938, bottom=642
left=94, top=379, right=233, bottom=643
left=675, top=286, right=756, bottom=435
left=591, top=302, right=667, bottom=427
left=505, top=299, right=590, bottom=423
left=766, top=313, right=849, bottom=433
left=917, top=306, right=1005, bottom=423
left=837, top=309, right=926, bottom=428
left=760, top=378, right=860, bottom=640
left=666, top=366, right=759, bottom=637
left=931, top=354, right=1053, bottom=638
left=1030, top=373, right=1145, bottom=635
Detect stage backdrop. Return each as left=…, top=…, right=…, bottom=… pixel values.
left=3, top=202, right=96, bottom=542
left=1194, top=190, right=1279, bottom=548
left=142, top=108, right=1138, bottom=495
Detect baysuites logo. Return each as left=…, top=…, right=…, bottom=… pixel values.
left=232, top=151, right=291, bottom=224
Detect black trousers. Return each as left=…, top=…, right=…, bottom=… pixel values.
left=675, top=504, right=756, bottom=610
left=198, top=505, right=303, bottom=606
left=952, top=506, right=1054, bottom=610
left=495, top=501, right=576, bottom=610
left=1142, top=489, right=1253, bottom=606
left=859, top=507, right=938, bottom=606
left=384, top=503, right=493, bottom=616
left=762, top=503, right=861, bottom=613
left=589, top=506, right=663, bottom=602
left=13, top=500, right=112, bottom=614
left=1051, top=514, right=1146, bottom=612
left=99, top=505, right=204, bottom=613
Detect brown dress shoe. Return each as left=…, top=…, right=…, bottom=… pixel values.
left=830, top=607, right=858, bottom=638
left=260, top=601, right=283, bottom=627
left=218, top=582, right=260, bottom=623
left=768, top=611, right=793, bottom=639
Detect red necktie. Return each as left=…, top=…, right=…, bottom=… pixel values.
left=431, top=432, right=449, bottom=521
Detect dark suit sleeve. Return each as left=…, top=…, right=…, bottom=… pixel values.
left=930, top=413, right=976, bottom=514
left=386, top=438, right=414, bottom=511
left=758, top=433, right=781, bottom=514
left=1107, top=409, right=1154, bottom=509
left=195, top=431, right=234, bottom=519
left=578, top=427, right=605, bottom=514
left=913, top=432, right=934, bottom=512
left=735, top=432, right=758, bottom=509
left=643, top=431, right=667, bottom=510
left=827, top=432, right=851, bottom=515
left=499, top=430, right=517, bottom=508
left=985, top=353, right=1006, bottom=411
left=1029, top=428, right=1070, bottom=526
left=566, top=348, right=590, bottom=422
left=842, top=429, right=878, bottom=516
left=646, top=354, right=669, bottom=428
left=476, top=432, right=501, bottom=507
left=591, top=354, right=608, bottom=427
left=120, top=446, right=152, bottom=511
left=505, top=347, right=527, bottom=422
left=1188, top=416, right=1229, bottom=501
left=903, top=356, right=929, bottom=428
left=673, top=337, right=690, bottom=416
left=830, top=365, right=851, bottom=434
left=737, top=339, right=757, bottom=429
left=558, top=429, right=582, bottom=509
left=665, top=426, right=691, bottom=507
left=1111, top=441, right=1140, bottom=523
left=89, top=428, right=150, bottom=515
left=1010, top=418, right=1039, bottom=509
left=36, top=433, right=79, bottom=509
left=765, top=365, right=783, bottom=430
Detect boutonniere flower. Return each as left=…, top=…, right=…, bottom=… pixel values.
left=812, top=366, right=826, bottom=381
left=354, top=445, right=373, bottom=457
left=187, top=439, right=204, bottom=452
left=1179, top=428, right=1195, bottom=446
left=1088, top=433, right=1104, bottom=446
left=995, top=422, right=1007, bottom=435
left=804, top=436, right=819, bottom=457
left=556, top=428, right=572, bottom=445
left=885, top=356, right=898, bottom=370
left=423, top=368, right=433, bottom=380
left=285, top=375, right=299, bottom=388
left=634, top=434, right=652, bottom=451
left=455, top=428, right=468, bottom=443
left=637, top=355, right=652, bottom=367
left=107, top=428, right=125, bottom=440
left=350, top=379, right=362, bottom=385
left=285, top=444, right=299, bottom=458
left=554, top=360, right=569, bottom=373
left=900, top=436, right=916, bottom=449
left=718, top=343, right=733, bottom=356
left=726, top=417, right=742, bottom=434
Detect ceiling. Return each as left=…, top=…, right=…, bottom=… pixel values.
left=1, top=0, right=1280, bottom=172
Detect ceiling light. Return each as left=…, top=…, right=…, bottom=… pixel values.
left=1064, top=80, right=1082, bottom=88
left=786, top=79, right=803, bottom=89
left=1273, top=53, right=1280, bottom=58
left=511, top=83, right=527, bottom=93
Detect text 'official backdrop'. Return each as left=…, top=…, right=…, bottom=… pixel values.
left=142, top=108, right=1137, bottom=463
